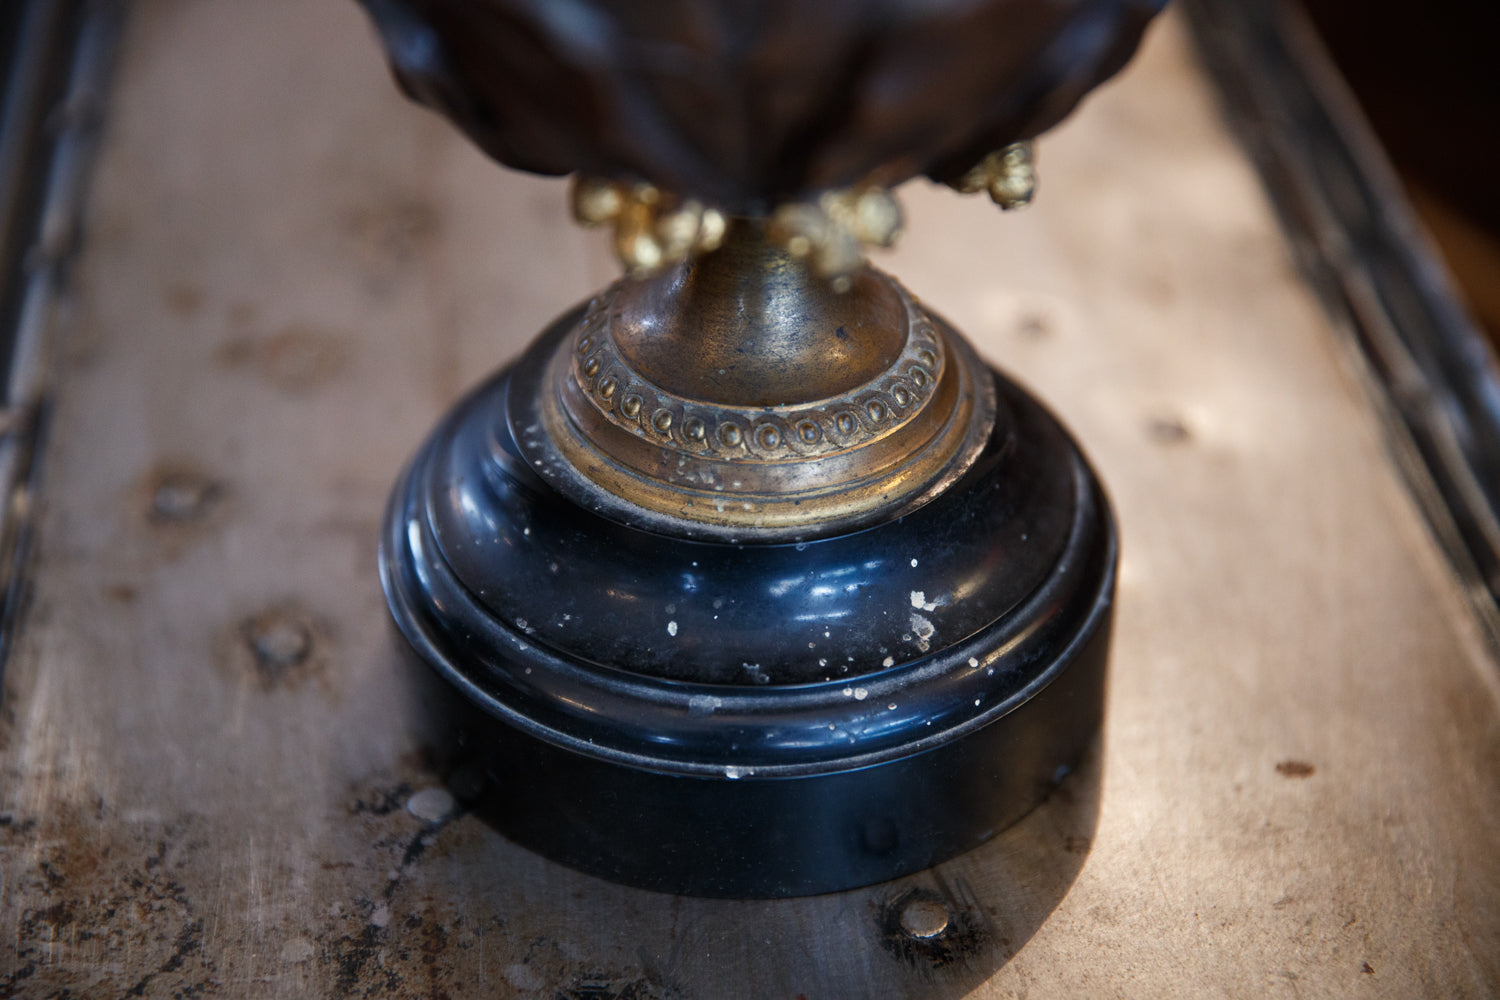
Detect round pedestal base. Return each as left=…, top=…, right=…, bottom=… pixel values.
left=380, top=306, right=1116, bottom=898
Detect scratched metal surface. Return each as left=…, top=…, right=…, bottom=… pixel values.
left=2, top=2, right=1498, bottom=998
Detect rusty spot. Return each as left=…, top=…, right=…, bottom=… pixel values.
left=144, top=464, right=224, bottom=526
left=877, top=885, right=991, bottom=969
left=217, top=324, right=350, bottom=394
left=0, top=806, right=217, bottom=998
left=1362, top=962, right=1374, bottom=974
left=1146, top=415, right=1192, bottom=445
left=163, top=281, right=203, bottom=317
left=230, top=603, right=330, bottom=691
left=1275, top=760, right=1316, bottom=778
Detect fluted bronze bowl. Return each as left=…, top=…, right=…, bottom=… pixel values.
left=360, top=0, right=1164, bottom=211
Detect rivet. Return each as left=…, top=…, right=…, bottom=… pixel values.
left=244, top=613, right=312, bottom=669
left=684, top=417, right=706, bottom=441
left=406, top=787, right=456, bottom=824
left=797, top=420, right=821, bottom=444
left=719, top=422, right=743, bottom=447
left=899, top=897, right=950, bottom=939
left=582, top=356, right=601, bottom=378
left=755, top=423, right=781, bottom=450
left=596, top=375, right=617, bottom=399
left=835, top=412, right=857, bottom=436
left=909, top=366, right=928, bottom=387
left=892, top=385, right=912, bottom=407
left=867, top=400, right=887, bottom=422
left=621, top=394, right=642, bottom=418
left=577, top=336, right=593, bottom=355
left=652, top=409, right=674, bottom=433
left=916, top=348, right=937, bottom=368
left=150, top=470, right=220, bottom=524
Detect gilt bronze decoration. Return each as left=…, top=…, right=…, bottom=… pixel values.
left=362, top=0, right=1166, bottom=897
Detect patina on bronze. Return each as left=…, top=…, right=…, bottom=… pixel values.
left=361, top=0, right=1165, bottom=896
left=536, top=221, right=996, bottom=536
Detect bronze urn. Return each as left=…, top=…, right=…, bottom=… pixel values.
left=359, top=0, right=1166, bottom=896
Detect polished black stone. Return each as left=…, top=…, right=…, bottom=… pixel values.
left=381, top=305, right=1117, bottom=897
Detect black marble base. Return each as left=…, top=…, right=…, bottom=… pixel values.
left=380, top=306, right=1116, bottom=897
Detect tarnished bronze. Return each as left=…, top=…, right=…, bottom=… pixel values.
left=359, top=0, right=1163, bottom=898
left=529, top=221, right=996, bottom=536
left=355, top=0, right=1164, bottom=533
left=952, top=142, right=1039, bottom=210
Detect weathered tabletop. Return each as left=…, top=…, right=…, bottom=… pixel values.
left=2, top=2, right=1497, bottom=997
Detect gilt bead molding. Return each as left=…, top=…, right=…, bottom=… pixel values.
left=567, top=282, right=945, bottom=464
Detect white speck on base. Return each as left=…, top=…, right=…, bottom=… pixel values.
left=818, top=658, right=827, bottom=667
left=882, top=656, right=894, bottom=667
left=975, top=698, right=982, bottom=706
left=687, top=694, right=721, bottom=715
left=909, top=613, right=935, bottom=651
left=667, top=620, right=678, bottom=636
left=843, top=687, right=854, bottom=697
left=911, top=558, right=918, bottom=568
left=724, top=765, right=751, bottom=779
left=370, top=905, right=391, bottom=927
left=854, top=687, right=868, bottom=700
left=910, top=590, right=940, bottom=611
left=523, top=527, right=530, bottom=536
left=969, top=657, right=980, bottom=668
left=888, top=703, right=897, bottom=710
